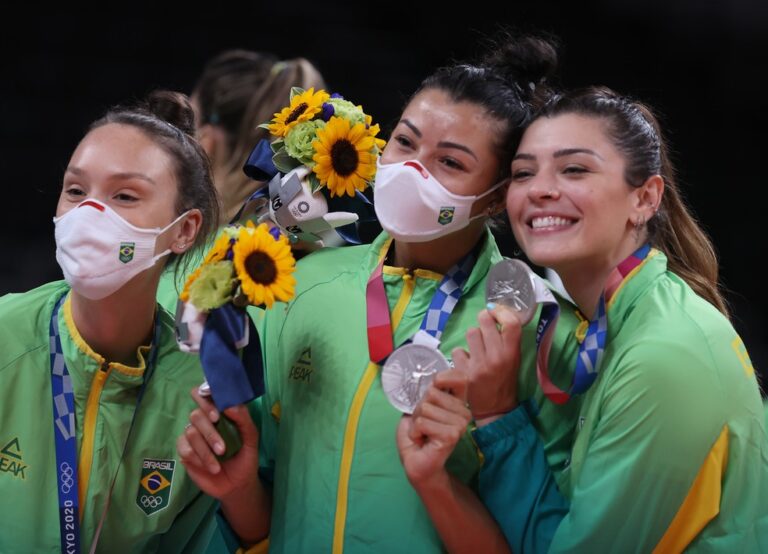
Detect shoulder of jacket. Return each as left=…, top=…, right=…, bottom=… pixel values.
left=0, top=281, right=69, bottom=372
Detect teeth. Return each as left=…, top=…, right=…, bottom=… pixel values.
left=531, top=216, right=573, bottom=229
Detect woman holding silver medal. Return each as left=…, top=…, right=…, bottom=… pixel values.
left=446, top=87, right=768, bottom=551
left=176, top=35, right=584, bottom=553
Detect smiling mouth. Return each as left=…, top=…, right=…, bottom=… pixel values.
left=529, top=216, right=577, bottom=230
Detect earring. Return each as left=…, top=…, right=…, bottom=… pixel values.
left=633, top=215, right=646, bottom=244
left=177, top=242, right=187, bottom=250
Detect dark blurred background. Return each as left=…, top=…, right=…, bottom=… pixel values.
left=1, top=3, right=766, bottom=386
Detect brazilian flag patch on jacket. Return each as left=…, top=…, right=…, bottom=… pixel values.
left=136, top=458, right=175, bottom=515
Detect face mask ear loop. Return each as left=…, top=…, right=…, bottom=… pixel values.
left=468, top=178, right=508, bottom=222
left=159, top=210, right=191, bottom=235
left=478, top=177, right=509, bottom=200
left=153, top=211, right=191, bottom=258
left=150, top=248, right=173, bottom=264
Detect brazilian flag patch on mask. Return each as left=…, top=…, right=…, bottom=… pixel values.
left=438, top=207, right=455, bottom=225
left=119, top=242, right=135, bottom=264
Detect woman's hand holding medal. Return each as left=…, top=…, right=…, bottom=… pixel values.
left=453, top=305, right=523, bottom=427
left=396, top=369, right=473, bottom=491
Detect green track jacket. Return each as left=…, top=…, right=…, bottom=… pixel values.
left=0, top=281, right=217, bottom=553
left=248, top=231, right=580, bottom=553
left=477, top=250, right=768, bottom=552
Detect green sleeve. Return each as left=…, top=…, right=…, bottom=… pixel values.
left=473, top=401, right=569, bottom=553
left=156, top=492, right=218, bottom=553
left=549, top=339, right=730, bottom=552
left=250, top=304, right=280, bottom=487
left=764, top=400, right=768, bottom=436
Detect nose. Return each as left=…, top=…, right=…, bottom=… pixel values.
left=78, top=200, right=106, bottom=211
left=526, top=174, right=560, bottom=201
left=403, top=160, right=429, bottom=179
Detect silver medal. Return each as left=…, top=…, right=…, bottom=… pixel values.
left=381, top=343, right=450, bottom=414
left=485, top=259, right=537, bottom=325
left=198, top=380, right=212, bottom=397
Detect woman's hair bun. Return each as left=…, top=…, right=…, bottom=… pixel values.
left=145, top=90, right=196, bottom=136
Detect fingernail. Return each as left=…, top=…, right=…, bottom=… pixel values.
left=215, top=442, right=225, bottom=455
left=210, top=410, right=219, bottom=422
left=486, top=302, right=496, bottom=310
left=209, top=463, right=220, bottom=474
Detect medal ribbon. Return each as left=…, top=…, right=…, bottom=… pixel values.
left=50, top=294, right=161, bottom=554
left=366, top=243, right=475, bottom=364
left=536, top=244, right=652, bottom=404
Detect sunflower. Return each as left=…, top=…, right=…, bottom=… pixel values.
left=232, top=223, right=296, bottom=308
left=203, top=231, right=234, bottom=264
left=180, top=231, right=235, bottom=305
left=268, top=88, right=330, bottom=138
left=180, top=266, right=203, bottom=303
left=365, top=113, right=387, bottom=152
left=311, top=116, right=377, bottom=197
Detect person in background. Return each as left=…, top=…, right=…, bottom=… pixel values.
left=157, top=51, right=328, bottom=313
left=191, top=50, right=325, bottom=223
left=192, top=50, right=325, bottom=223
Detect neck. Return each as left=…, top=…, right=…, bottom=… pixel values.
left=557, top=238, right=643, bottom=319
left=69, top=271, right=160, bottom=366
left=392, top=221, right=485, bottom=274
left=558, top=265, right=612, bottom=319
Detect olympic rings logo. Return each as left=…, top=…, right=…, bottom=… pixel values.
left=140, top=495, right=163, bottom=509
left=59, top=462, right=74, bottom=494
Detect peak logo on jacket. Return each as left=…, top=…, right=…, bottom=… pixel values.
left=0, top=438, right=28, bottom=480
left=289, top=347, right=313, bottom=383
left=136, top=458, right=175, bottom=515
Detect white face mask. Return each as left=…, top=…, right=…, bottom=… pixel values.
left=54, top=199, right=188, bottom=300
left=373, top=158, right=504, bottom=243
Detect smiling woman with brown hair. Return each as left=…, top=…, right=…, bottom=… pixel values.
left=456, top=86, right=768, bottom=552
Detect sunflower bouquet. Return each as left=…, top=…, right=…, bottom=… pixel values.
left=260, top=87, right=386, bottom=198
left=180, top=221, right=296, bottom=311
left=176, top=222, right=296, bottom=459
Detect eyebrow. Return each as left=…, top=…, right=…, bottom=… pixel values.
left=65, top=166, right=157, bottom=186
left=399, top=119, right=478, bottom=161
left=512, top=148, right=604, bottom=161
left=554, top=148, right=603, bottom=160
left=400, top=119, right=422, bottom=138
left=437, top=141, right=478, bottom=161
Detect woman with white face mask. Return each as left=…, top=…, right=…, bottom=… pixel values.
left=0, top=91, right=221, bottom=553
left=177, top=36, right=583, bottom=553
